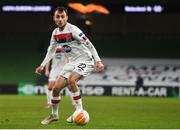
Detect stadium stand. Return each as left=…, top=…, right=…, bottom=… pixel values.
left=79, top=58, right=180, bottom=87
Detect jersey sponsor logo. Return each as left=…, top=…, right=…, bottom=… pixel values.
left=54, top=33, right=74, bottom=43
left=55, top=53, right=62, bottom=59
left=62, top=45, right=72, bottom=53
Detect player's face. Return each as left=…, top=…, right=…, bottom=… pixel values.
left=53, top=10, right=68, bottom=29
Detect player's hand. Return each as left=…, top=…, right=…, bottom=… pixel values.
left=35, top=66, right=43, bottom=75
left=96, top=61, right=104, bottom=72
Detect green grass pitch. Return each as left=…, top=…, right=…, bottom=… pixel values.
left=0, top=95, right=180, bottom=129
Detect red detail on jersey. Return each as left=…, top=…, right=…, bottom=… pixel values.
left=51, top=99, right=60, bottom=104
left=54, top=33, right=73, bottom=39
left=56, top=47, right=63, bottom=53
left=73, top=95, right=81, bottom=100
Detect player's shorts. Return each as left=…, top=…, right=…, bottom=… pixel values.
left=49, top=67, right=63, bottom=81
left=60, top=60, right=95, bottom=79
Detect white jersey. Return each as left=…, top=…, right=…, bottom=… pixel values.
left=51, top=50, right=66, bottom=70
left=41, top=22, right=101, bottom=67
left=47, top=45, right=67, bottom=81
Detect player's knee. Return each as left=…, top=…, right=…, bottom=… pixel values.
left=52, top=86, right=59, bottom=96
left=48, top=87, right=52, bottom=91
left=68, top=78, right=79, bottom=92
left=48, top=81, right=55, bottom=90
left=68, top=78, right=76, bottom=87
left=48, top=84, right=53, bottom=90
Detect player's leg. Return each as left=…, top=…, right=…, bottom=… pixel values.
left=51, top=76, right=67, bottom=116
left=49, top=62, right=77, bottom=121
left=41, top=76, right=67, bottom=125
left=65, top=72, right=83, bottom=123
left=66, top=89, right=77, bottom=123
left=69, top=90, right=77, bottom=109
left=66, top=61, right=94, bottom=122
left=46, top=68, right=57, bottom=108
left=46, top=81, right=55, bottom=108
left=68, top=72, right=83, bottom=110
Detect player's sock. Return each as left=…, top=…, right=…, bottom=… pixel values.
left=72, top=90, right=83, bottom=110
left=47, top=89, right=52, bottom=105
left=69, top=92, right=77, bottom=109
left=66, top=92, right=77, bottom=123
left=51, top=96, right=61, bottom=116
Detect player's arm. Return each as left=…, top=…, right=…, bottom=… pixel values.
left=35, top=44, right=57, bottom=75
left=45, top=60, right=51, bottom=77
left=84, top=40, right=104, bottom=72
left=72, top=26, right=104, bottom=72
left=35, top=29, right=60, bottom=75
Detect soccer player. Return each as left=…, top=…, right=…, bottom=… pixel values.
left=44, top=46, right=76, bottom=122
left=35, top=6, right=104, bottom=125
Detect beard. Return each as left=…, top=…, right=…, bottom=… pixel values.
left=57, top=22, right=67, bottom=30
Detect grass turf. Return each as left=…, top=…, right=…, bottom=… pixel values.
left=0, top=95, right=180, bottom=129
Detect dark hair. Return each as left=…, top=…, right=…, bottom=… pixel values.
left=54, top=6, right=68, bottom=15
